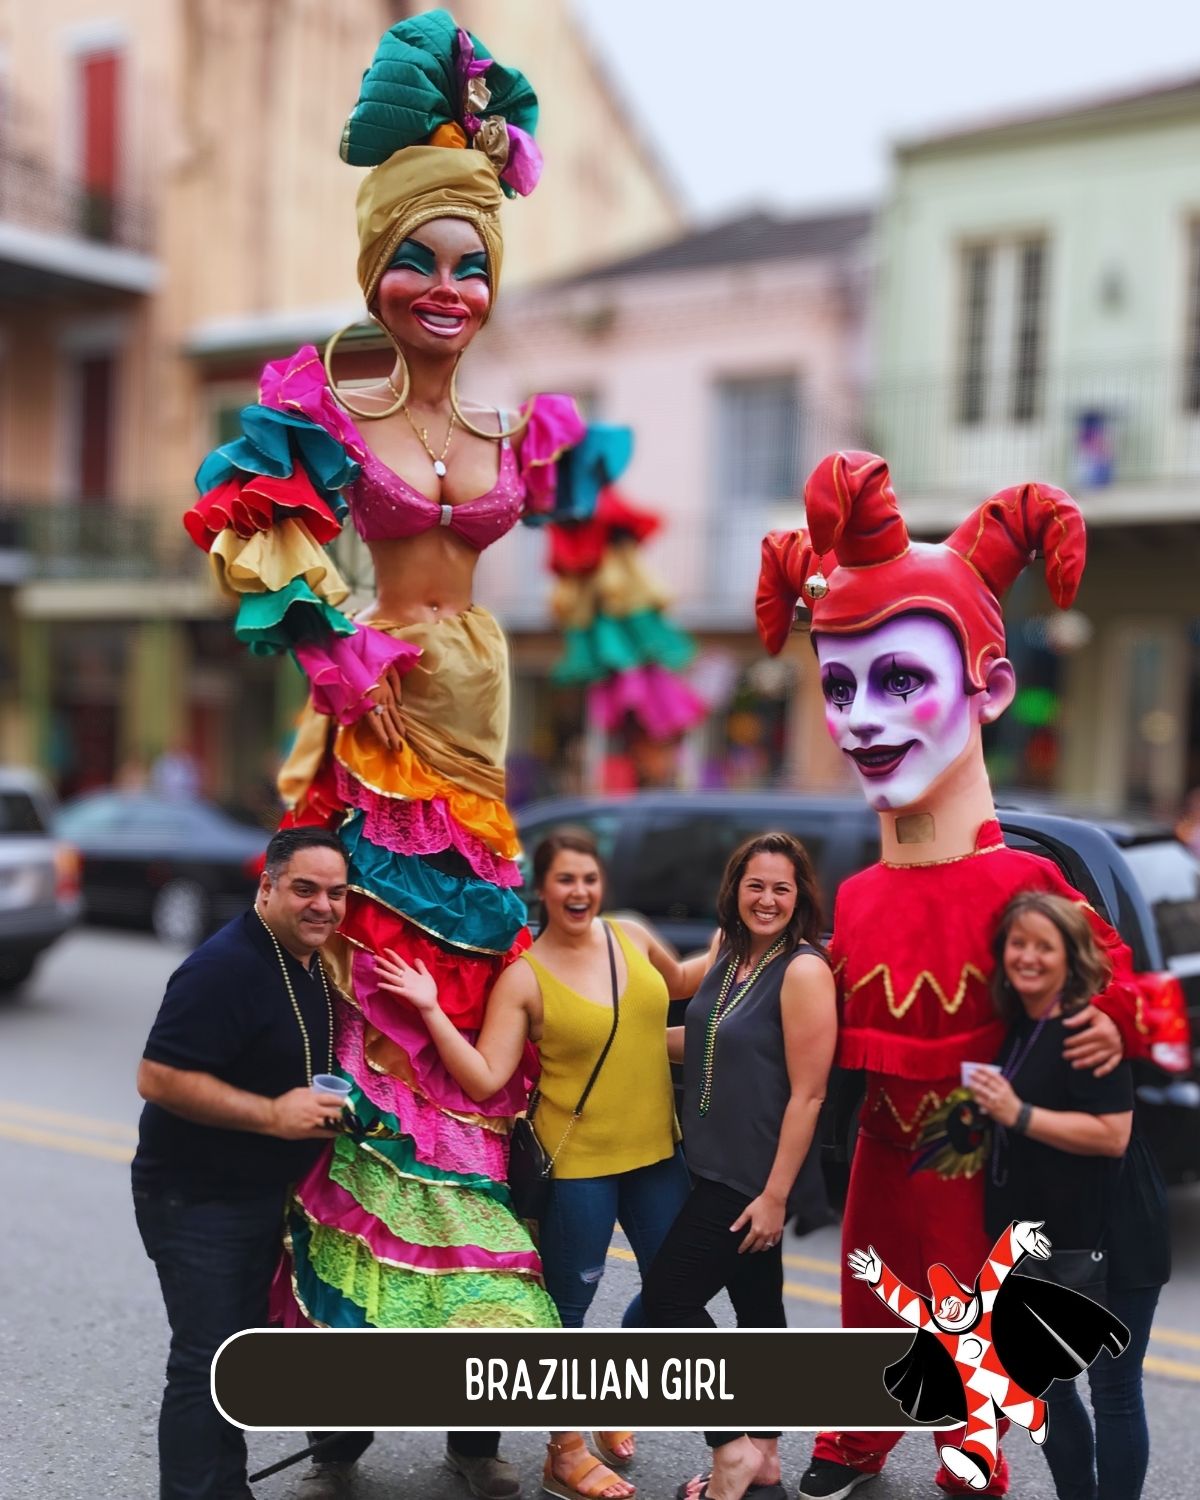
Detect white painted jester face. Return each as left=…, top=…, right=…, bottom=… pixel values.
left=814, top=615, right=975, bottom=812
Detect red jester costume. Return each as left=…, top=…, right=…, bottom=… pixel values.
left=756, top=453, right=1148, bottom=1498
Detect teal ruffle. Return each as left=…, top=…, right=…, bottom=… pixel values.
left=196, top=404, right=355, bottom=516
left=340, top=9, right=538, bottom=186
left=340, top=812, right=527, bottom=954
left=523, top=423, right=634, bottom=529
left=235, top=582, right=356, bottom=657
left=339, top=1088, right=507, bottom=1199
left=552, top=609, right=697, bottom=686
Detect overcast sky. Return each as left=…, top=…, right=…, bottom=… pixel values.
left=572, top=0, right=1200, bottom=220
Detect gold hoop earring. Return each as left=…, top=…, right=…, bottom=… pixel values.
left=449, top=357, right=531, bottom=441
left=323, top=317, right=410, bottom=420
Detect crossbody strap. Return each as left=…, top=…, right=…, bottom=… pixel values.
left=527, top=920, right=621, bottom=1131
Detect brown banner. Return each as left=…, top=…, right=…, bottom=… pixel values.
left=212, top=1329, right=950, bottom=1431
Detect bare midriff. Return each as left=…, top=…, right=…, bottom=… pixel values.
left=356, top=530, right=478, bottom=625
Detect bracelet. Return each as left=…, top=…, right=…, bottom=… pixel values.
left=1012, top=1101, right=1033, bottom=1135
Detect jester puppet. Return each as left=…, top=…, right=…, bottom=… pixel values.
left=850, top=1219, right=1127, bottom=1491
left=755, top=453, right=1148, bottom=1499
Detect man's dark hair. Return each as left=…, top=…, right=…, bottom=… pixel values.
left=264, top=826, right=348, bottom=880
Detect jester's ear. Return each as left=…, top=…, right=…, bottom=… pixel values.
left=756, top=530, right=820, bottom=655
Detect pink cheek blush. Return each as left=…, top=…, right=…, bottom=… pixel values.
left=913, top=698, right=941, bottom=725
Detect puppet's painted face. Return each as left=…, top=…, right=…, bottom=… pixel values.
left=815, top=615, right=974, bottom=812
left=933, top=1294, right=978, bottom=1331
left=375, top=218, right=491, bottom=354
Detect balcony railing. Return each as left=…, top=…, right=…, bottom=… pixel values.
left=868, top=359, right=1200, bottom=498
left=0, top=501, right=201, bottom=582
left=0, top=145, right=154, bottom=255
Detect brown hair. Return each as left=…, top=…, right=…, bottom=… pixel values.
left=990, top=890, right=1111, bottom=1023
left=715, top=831, right=825, bottom=967
left=531, top=829, right=605, bottom=930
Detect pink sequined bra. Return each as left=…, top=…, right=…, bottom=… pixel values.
left=348, top=436, right=524, bottom=550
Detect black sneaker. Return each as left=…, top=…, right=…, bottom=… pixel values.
left=795, top=1460, right=878, bottom=1499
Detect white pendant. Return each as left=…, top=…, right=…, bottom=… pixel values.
left=433, top=460, right=447, bottom=477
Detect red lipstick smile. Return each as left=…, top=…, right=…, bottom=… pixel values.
left=848, top=741, right=916, bottom=778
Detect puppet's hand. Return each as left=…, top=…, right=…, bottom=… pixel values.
left=848, top=1246, right=882, bottom=1284
left=1014, top=1220, right=1051, bottom=1260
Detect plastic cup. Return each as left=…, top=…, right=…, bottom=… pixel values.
left=312, top=1074, right=352, bottom=1103
left=961, top=1061, right=1001, bottom=1089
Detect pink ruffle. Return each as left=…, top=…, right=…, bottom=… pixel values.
left=588, top=663, right=708, bottom=740
left=294, top=628, right=422, bottom=725
left=259, top=344, right=368, bottom=461
left=351, top=949, right=538, bottom=1121
left=518, top=394, right=586, bottom=516
left=335, top=1000, right=511, bottom=1181
left=334, top=763, right=522, bottom=887
left=294, top=1169, right=543, bottom=1278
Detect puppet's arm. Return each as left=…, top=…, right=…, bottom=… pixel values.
left=979, top=1219, right=1052, bottom=1299
left=848, top=1247, right=933, bottom=1330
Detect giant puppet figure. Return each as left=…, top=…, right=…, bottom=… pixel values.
left=756, top=453, right=1147, bottom=1499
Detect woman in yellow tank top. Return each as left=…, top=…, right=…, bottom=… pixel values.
left=375, top=828, right=710, bottom=1500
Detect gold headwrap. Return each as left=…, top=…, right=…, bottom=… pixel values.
left=355, top=146, right=505, bottom=311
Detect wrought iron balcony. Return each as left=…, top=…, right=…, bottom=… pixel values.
left=0, top=501, right=200, bottom=582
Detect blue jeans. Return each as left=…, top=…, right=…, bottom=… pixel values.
left=1040, top=1283, right=1161, bottom=1500
left=538, top=1148, right=691, bottom=1327
left=134, top=1186, right=286, bottom=1500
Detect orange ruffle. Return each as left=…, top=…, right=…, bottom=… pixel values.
left=335, top=725, right=520, bottom=861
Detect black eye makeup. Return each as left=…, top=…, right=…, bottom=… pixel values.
left=821, top=668, right=856, bottom=711
left=877, top=656, right=927, bottom=701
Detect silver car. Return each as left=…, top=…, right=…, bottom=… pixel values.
left=0, top=768, right=81, bottom=994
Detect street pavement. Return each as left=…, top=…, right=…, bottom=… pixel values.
left=2, top=927, right=1199, bottom=1499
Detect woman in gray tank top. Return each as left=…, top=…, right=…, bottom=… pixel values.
left=640, top=832, right=838, bottom=1500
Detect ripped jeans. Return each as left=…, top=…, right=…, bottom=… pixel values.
left=538, top=1148, right=691, bottom=1328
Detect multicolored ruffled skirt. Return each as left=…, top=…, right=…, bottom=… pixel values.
left=271, top=605, right=559, bottom=1328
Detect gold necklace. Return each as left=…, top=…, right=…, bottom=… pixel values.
left=394, top=387, right=457, bottom=477
left=698, top=938, right=786, bottom=1115
left=255, top=909, right=333, bottom=1084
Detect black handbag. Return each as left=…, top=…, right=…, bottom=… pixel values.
left=507, top=921, right=621, bottom=1222
left=1019, top=1245, right=1108, bottom=1298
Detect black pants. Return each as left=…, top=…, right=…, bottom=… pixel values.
left=641, top=1175, right=786, bottom=1329
left=134, top=1186, right=287, bottom=1500
left=307, top=1431, right=501, bottom=1464
left=641, top=1175, right=785, bottom=1454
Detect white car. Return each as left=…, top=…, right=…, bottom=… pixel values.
left=0, top=768, right=81, bottom=994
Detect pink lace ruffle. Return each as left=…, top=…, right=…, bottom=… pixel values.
left=351, top=949, right=538, bottom=1122
left=518, top=394, right=586, bottom=516
left=259, top=344, right=368, bottom=462
left=335, top=1000, right=511, bottom=1180
left=588, top=663, right=708, bottom=740
left=334, top=763, right=522, bottom=886
left=294, top=628, right=422, bottom=725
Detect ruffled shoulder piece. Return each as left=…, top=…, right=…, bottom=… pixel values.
left=518, top=395, right=632, bottom=527
left=184, top=346, right=362, bottom=553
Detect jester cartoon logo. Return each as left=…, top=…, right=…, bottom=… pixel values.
left=852, top=1220, right=1129, bottom=1491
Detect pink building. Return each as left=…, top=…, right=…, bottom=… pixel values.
left=465, top=209, right=874, bottom=798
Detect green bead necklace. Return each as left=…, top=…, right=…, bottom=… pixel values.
left=697, top=938, right=787, bottom=1115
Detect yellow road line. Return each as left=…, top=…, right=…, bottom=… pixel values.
left=0, top=1099, right=138, bottom=1141
left=1144, top=1353, right=1200, bottom=1381
left=0, top=1120, right=133, bottom=1164
left=784, top=1251, right=840, bottom=1275
left=1151, top=1326, right=1200, bottom=1351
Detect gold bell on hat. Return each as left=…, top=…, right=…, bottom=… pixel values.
left=804, top=571, right=829, bottom=600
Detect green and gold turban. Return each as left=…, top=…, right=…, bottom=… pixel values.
left=343, top=9, right=540, bottom=308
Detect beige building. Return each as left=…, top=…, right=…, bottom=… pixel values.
left=870, top=76, right=1200, bottom=813
left=0, top=0, right=680, bottom=797
left=462, top=208, right=873, bottom=798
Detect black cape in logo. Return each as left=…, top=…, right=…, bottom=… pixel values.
left=883, top=1273, right=1131, bottom=1423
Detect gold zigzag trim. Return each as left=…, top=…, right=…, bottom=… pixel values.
left=870, top=1087, right=945, bottom=1135
left=843, top=961, right=988, bottom=1018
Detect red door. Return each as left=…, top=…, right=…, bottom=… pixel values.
left=77, top=354, right=115, bottom=501
left=79, top=49, right=120, bottom=239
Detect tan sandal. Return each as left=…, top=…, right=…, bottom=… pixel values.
left=592, top=1432, right=636, bottom=1469
left=543, top=1438, right=636, bottom=1499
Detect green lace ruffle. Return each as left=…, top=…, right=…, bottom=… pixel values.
left=328, top=1138, right=528, bottom=1250
left=296, top=1213, right=559, bottom=1329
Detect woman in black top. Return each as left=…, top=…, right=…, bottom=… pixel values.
left=970, top=891, right=1169, bottom=1500
left=640, top=832, right=838, bottom=1500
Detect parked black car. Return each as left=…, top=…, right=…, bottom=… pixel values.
left=54, top=791, right=269, bottom=950
left=516, top=792, right=1200, bottom=1184
left=0, top=769, right=81, bottom=993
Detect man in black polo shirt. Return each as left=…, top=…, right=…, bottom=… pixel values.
left=133, top=825, right=349, bottom=1500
